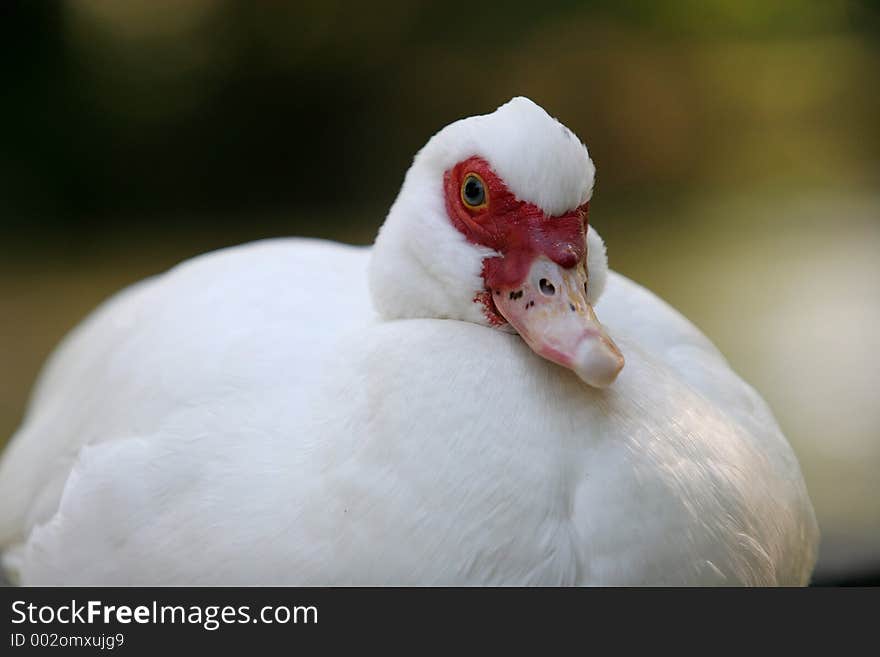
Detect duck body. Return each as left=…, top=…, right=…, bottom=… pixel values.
left=0, top=238, right=817, bottom=585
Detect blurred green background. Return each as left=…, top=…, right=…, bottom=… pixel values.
left=1, top=0, right=878, bottom=583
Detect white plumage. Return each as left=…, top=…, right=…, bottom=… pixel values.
left=0, top=97, right=818, bottom=585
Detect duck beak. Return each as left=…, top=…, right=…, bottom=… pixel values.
left=492, top=256, right=624, bottom=388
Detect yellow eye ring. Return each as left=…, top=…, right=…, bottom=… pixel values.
left=460, top=173, right=488, bottom=210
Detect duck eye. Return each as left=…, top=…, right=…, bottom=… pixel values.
left=461, top=174, right=487, bottom=209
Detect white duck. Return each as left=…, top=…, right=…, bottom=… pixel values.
left=0, top=97, right=818, bottom=586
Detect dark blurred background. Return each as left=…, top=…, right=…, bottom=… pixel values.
left=1, top=0, right=878, bottom=584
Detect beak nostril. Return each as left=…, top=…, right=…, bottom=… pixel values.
left=539, top=279, right=556, bottom=296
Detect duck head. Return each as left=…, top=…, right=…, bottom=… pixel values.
left=369, top=97, right=623, bottom=387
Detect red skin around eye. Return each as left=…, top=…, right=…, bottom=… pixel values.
left=443, top=156, right=589, bottom=324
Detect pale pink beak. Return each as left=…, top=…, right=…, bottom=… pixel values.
left=493, top=257, right=624, bottom=387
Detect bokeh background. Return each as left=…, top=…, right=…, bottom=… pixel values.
left=1, top=1, right=878, bottom=583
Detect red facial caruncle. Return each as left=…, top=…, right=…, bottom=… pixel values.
left=443, top=156, right=624, bottom=388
